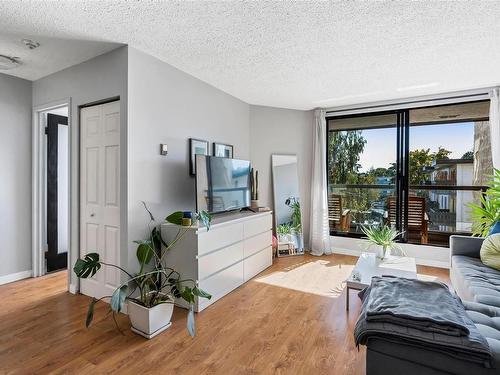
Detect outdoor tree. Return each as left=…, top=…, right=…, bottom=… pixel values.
left=408, top=147, right=451, bottom=185
left=328, top=130, right=366, bottom=184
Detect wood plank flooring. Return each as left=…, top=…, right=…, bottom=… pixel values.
left=0, top=254, right=449, bottom=375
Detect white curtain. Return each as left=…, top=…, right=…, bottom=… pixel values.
left=309, top=109, right=332, bottom=256
left=490, top=88, right=500, bottom=170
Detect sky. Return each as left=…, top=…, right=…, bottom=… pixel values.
left=357, top=122, right=474, bottom=172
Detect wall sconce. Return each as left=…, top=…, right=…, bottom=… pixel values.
left=160, top=144, right=168, bottom=156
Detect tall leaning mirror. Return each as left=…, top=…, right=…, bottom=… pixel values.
left=272, top=154, right=304, bottom=256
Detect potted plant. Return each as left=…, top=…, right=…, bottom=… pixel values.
left=468, top=168, right=500, bottom=236
left=74, top=202, right=212, bottom=339
left=250, top=167, right=259, bottom=209
left=361, top=225, right=405, bottom=260
left=276, top=223, right=293, bottom=242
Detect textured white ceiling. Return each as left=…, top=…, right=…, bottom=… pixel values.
left=0, top=33, right=120, bottom=82
left=1, top=1, right=500, bottom=110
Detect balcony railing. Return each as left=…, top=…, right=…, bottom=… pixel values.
left=328, top=184, right=486, bottom=247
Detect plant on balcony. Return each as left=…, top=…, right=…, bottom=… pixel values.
left=361, top=225, right=405, bottom=259
left=469, top=168, right=500, bottom=237
left=74, top=202, right=212, bottom=338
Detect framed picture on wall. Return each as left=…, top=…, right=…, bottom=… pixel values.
left=213, top=142, right=234, bottom=158
left=189, top=138, right=209, bottom=175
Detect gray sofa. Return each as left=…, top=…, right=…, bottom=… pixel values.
left=365, top=235, right=500, bottom=374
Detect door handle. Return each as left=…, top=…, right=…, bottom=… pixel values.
left=90, top=213, right=95, bottom=217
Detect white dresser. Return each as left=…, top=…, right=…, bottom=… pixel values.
left=161, top=211, right=273, bottom=311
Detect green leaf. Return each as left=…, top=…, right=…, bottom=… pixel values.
left=187, top=304, right=195, bottom=337
left=180, top=286, right=194, bottom=304
left=166, top=211, right=183, bottom=225
left=196, top=211, right=212, bottom=231
left=74, top=253, right=101, bottom=278
left=86, top=298, right=98, bottom=328
left=111, top=285, right=128, bottom=313
left=193, top=286, right=212, bottom=300
left=152, top=226, right=168, bottom=250
left=136, top=243, right=154, bottom=265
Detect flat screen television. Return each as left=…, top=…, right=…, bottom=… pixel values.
left=195, top=155, right=251, bottom=214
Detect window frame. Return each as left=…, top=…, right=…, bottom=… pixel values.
left=326, top=100, right=489, bottom=247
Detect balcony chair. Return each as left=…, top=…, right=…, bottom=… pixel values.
left=386, top=196, right=429, bottom=244
left=328, top=194, right=351, bottom=232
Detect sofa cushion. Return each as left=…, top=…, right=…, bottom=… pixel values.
left=462, top=300, right=500, bottom=369
left=452, top=255, right=500, bottom=307
left=481, top=233, right=500, bottom=271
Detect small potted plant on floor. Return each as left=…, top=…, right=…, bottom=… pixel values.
left=361, top=225, right=405, bottom=260
left=74, top=202, right=212, bottom=338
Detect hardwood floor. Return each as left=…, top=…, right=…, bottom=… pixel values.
left=0, top=254, right=449, bottom=375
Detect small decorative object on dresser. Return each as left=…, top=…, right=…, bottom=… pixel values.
left=250, top=167, right=259, bottom=209
left=189, top=138, right=209, bottom=175
left=213, top=142, right=233, bottom=158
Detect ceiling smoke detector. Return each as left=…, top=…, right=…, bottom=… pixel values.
left=0, top=55, right=21, bottom=70
left=22, top=38, right=40, bottom=50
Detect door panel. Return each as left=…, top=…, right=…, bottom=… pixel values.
left=80, top=101, right=120, bottom=298
left=46, top=114, right=68, bottom=272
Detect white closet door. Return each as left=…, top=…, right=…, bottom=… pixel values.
left=80, top=101, right=120, bottom=298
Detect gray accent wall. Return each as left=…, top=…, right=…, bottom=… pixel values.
left=0, top=73, right=33, bottom=277
left=127, top=47, right=250, bottom=271
left=249, top=105, right=313, bottom=245
left=32, top=46, right=128, bottom=288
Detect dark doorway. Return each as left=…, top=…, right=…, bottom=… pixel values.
left=45, top=113, right=68, bottom=272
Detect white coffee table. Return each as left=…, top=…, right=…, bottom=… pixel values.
left=346, top=252, right=417, bottom=310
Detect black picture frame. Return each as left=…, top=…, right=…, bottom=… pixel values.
left=213, top=142, right=234, bottom=158
left=189, top=138, right=209, bottom=175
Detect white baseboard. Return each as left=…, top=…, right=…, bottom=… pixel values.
left=69, top=283, right=77, bottom=294
left=331, top=247, right=449, bottom=269
left=0, top=270, right=32, bottom=285
left=330, top=236, right=450, bottom=269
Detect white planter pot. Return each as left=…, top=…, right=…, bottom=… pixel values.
left=373, top=245, right=386, bottom=260
left=128, top=300, right=174, bottom=339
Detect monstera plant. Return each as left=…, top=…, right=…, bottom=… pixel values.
left=74, top=202, right=212, bottom=338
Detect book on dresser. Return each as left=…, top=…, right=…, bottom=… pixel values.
left=161, top=211, right=273, bottom=312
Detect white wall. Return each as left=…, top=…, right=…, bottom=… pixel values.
left=127, top=47, right=250, bottom=271
left=0, top=73, right=32, bottom=279
left=32, top=46, right=128, bottom=288
left=249, top=105, right=313, bottom=244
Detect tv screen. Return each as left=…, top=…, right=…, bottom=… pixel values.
left=196, top=155, right=251, bottom=214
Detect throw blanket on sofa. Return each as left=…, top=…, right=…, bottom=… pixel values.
left=366, top=276, right=470, bottom=336
left=354, top=276, right=493, bottom=368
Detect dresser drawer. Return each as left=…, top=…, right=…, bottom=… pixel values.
left=244, top=230, right=272, bottom=258
left=244, top=246, right=272, bottom=281
left=198, top=222, right=244, bottom=255
left=244, top=214, right=272, bottom=238
left=198, top=261, right=244, bottom=304
left=198, top=241, right=244, bottom=280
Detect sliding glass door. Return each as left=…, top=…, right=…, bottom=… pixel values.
left=327, top=100, right=490, bottom=247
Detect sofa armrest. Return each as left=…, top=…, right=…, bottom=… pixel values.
left=450, top=235, right=483, bottom=259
